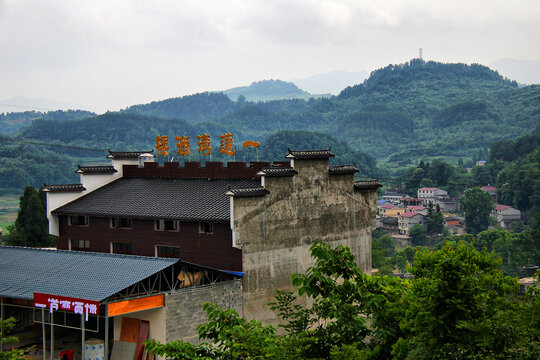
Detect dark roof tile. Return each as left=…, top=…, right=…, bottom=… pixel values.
left=329, top=165, right=359, bottom=175
left=354, top=179, right=382, bottom=190
left=43, top=184, right=86, bottom=193
left=107, top=150, right=154, bottom=159
left=285, top=148, right=335, bottom=160
left=51, top=177, right=260, bottom=221
left=225, top=187, right=270, bottom=197
left=257, top=167, right=298, bottom=177
left=76, top=165, right=117, bottom=174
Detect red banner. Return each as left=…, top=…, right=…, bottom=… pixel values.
left=34, top=292, right=100, bottom=321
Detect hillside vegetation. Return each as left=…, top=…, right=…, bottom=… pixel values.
left=2, top=60, right=539, bottom=194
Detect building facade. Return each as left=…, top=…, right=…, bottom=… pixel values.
left=45, top=149, right=380, bottom=326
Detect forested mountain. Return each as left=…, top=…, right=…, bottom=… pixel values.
left=122, top=92, right=238, bottom=123
left=2, top=60, right=539, bottom=194
left=0, top=110, right=95, bottom=135
left=223, top=79, right=315, bottom=101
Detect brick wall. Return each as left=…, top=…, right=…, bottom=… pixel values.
left=123, top=161, right=272, bottom=179
left=57, top=216, right=242, bottom=271
left=165, top=279, right=243, bottom=343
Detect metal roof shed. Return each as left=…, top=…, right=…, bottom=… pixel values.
left=0, top=246, right=241, bottom=360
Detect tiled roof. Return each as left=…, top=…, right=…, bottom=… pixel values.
left=285, top=148, right=335, bottom=160
left=43, top=184, right=86, bottom=193
left=496, top=204, right=511, bottom=211
left=257, top=167, right=298, bottom=177
left=52, top=177, right=260, bottom=221
left=381, top=217, right=398, bottom=225
left=328, top=165, right=359, bottom=175
left=0, top=246, right=178, bottom=301
left=407, top=206, right=426, bottom=211
left=418, top=187, right=439, bottom=191
left=354, top=179, right=382, bottom=190
left=400, top=212, right=423, bottom=218
left=76, top=165, right=117, bottom=174
left=225, top=187, right=270, bottom=197
left=482, top=185, right=496, bottom=192
left=107, top=150, right=154, bottom=159
left=381, top=203, right=395, bottom=209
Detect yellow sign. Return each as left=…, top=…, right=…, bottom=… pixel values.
left=196, top=133, right=211, bottom=156
left=108, top=294, right=164, bottom=317
left=155, top=135, right=169, bottom=156
left=242, top=141, right=259, bottom=149
left=176, top=136, right=190, bottom=156
left=155, top=133, right=257, bottom=157
left=219, top=132, right=236, bottom=156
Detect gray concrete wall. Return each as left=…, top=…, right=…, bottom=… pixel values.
left=231, top=158, right=377, bottom=325
left=165, top=279, right=243, bottom=343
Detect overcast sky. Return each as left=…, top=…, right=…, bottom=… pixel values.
left=1, top=0, right=539, bottom=113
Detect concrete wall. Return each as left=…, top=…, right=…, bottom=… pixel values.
left=165, top=279, right=243, bottom=343
left=230, top=158, right=377, bottom=325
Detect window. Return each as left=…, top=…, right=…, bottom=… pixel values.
left=156, top=246, right=180, bottom=258
left=112, top=242, right=132, bottom=254
left=111, top=217, right=132, bottom=228
left=199, top=222, right=213, bottom=234
left=69, top=215, right=88, bottom=226
left=70, top=239, right=90, bottom=251
left=155, top=219, right=180, bottom=231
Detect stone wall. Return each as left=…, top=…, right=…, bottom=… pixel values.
left=231, top=158, right=377, bottom=325
left=165, top=279, right=243, bottom=343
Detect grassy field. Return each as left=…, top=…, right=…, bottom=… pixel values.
left=0, top=196, right=19, bottom=234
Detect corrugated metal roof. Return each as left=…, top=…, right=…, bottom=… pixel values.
left=0, top=246, right=178, bottom=301
left=52, top=177, right=260, bottom=221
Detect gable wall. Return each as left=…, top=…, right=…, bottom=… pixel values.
left=230, top=159, right=376, bottom=325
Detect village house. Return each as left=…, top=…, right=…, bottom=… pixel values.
left=379, top=203, right=404, bottom=217
left=398, top=212, right=425, bottom=236
left=492, top=204, right=522, bottom=228
left=43, top=149, right=381, bottom=328
left=481, top=185, right=497, bottom=203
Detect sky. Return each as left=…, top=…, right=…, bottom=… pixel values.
left=1, top=0, right=539, bottom=113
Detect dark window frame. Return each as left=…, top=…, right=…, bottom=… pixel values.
left=112, top=242, right=133, bottom=255
left=155, top=219, right=180, bottom=231
left=68, top=215, right=89, bottom=226
left=111, top=217, right=132, bottom=228
left=70, top=239, right=90, bottom=251
left=156, top=245, right=180, bottom=258
left=199, top=222, right=213, bottom=234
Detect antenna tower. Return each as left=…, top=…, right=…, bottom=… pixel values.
left=419, top=48, right=423, bottom=60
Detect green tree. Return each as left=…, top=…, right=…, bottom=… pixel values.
left=409, top=224, right=427, bottom=246
left=8, top=186, right=49, bottom=247
left=395, top=241, right=531, bottom=359
left=460, top=187, right=495, bottom=235
left=0, top=318, right=24, bottom=360
left=425, top=203, right=444, bottom=235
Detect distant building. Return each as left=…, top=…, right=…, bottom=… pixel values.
left=492, top=204, right=521, bottom=228
left=476, top=160, right=487, bottom=166
left=481, top=185, right=497, bottom=203
left=378, top=216, right=399, bottom=235
left=382, top=192, right=406, bottom=204
left=406, top=205, right=427, bottom=215
left=398, top=212, right=425, bottom=236
left=380, top=203, right=404, bottom=217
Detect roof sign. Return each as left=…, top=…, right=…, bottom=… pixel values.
left=34, top=292, right=100, bottom=321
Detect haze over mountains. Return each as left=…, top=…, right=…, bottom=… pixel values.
left=1, top=59, right=539, bottom=194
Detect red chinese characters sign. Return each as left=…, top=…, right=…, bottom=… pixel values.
left=34, top=292, right=100, bottom=321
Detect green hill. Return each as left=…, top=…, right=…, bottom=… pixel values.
left=3, top=60, right=540, bottom=194
left=223, top=79, right=314, bottom=101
